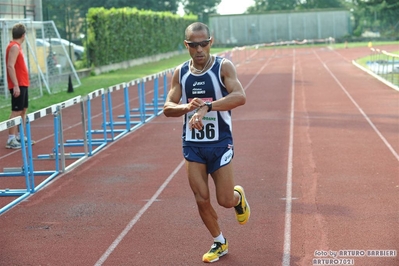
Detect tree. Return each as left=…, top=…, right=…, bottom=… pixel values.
left=247, top=0, right=345, bottom=13
left=181, top=0, right=222, bottom=22
left=298, top=0, right=343, bottom=9
left=71, top=0, right=181, bottom=14
left=247, top=0, right=298, bottom=13
left=42, top=0, right=183, bottom=41
left=348, top=0, right=399, bottom=37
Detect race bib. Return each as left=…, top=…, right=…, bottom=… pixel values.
left=186, top=98, right=218, bottom=142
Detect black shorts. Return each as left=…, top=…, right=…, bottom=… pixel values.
left=10, top=86, right=29, bottom=111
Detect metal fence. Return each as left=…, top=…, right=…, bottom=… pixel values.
left=0, top=19, right=80, bottom=107
left=367, top=48, right=399, bottom=89
left=210, top=10, right=350, bottom=46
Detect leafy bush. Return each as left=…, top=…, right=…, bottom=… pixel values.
left=86, top=7, right=196, bottom=67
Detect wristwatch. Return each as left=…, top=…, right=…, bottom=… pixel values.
left=204, top=102, right=212, bottom=112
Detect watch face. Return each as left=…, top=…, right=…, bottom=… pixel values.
left=205, top=102, right=212, bottom=111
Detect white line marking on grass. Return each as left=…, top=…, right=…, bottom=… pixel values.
left=282, top=49, right=296, bottom=266
left=314, top=51, right=399, bottom=162
left=94, top=159, right=185, bottom=266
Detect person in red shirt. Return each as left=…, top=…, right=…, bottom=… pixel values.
left=5, top=23, right=30, bottom=149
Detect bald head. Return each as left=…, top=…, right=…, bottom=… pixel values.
left=185, top=22, right=210, bottom=40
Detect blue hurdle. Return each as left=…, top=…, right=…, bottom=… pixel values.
left=145, top=69, right=172, bottom=116
left=110, top=79, right=146, bottom=131
left=0, top=67, right=175, bottom=214
left=65, top=88, right=108, bottom=156
left=127, top=70, right=171, bottom=123
left=121, top=79, right=147, bottom=131
left=34, top=97, right=87, bottom=176
left=29, top=105, right=62, bottom=191
left=101, top=83, right=132, bottom=141
left=0, top=116, right=32, bottom=214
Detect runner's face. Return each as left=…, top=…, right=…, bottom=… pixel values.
left=185, top=30, right=212, bottom=65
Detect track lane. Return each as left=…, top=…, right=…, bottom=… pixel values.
left=0, top=45, right=397, bottom=266
left=290, top=47, right=399, bottom=266
left=99, top=49, right=296, bottom=265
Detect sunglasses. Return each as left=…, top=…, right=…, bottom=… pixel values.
left=185, top=38, right=211, bottom=48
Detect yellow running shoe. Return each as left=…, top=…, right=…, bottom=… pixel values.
left=234, top=185, right=250, bottom=225
left=202, top=239, right=228, bottom=263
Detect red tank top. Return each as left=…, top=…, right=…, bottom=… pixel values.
left=6, top=41, right=30, bottom=89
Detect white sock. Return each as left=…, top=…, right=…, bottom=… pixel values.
left=8, top=135, right=16, bottom=142
left=214, top=232, right=225, bottom=244
left=235, top=191, right=242, bottom=206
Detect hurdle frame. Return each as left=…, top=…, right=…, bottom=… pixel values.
left=127, top=70, right=171, bottom=123
left=65, top=89, right=108, bottom=156
left=0, top=66, right=175, bottom=214
left=33, top=96, right=88, bottom=191
left=0, top=116, right=32, bottom=214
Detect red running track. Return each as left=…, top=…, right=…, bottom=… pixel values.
left=0, top=45, right=398, bottom=266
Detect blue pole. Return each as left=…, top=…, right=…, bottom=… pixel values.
left=140, top=82, right=146, bottom=123
left=25, top=118, right=34, bottom=192
left=163, top=74, right=168, bottom=102
left=19, top=118, right=31, bottom=192
left=101, top=94, right=107, bottom=142
left=124, top=85, right=131, bottom=130
left=154, top=77, right=159, bottom=115
left=53, top=111, right=60, bottom=174
left=107, top=91, right=115, bottom=140
left=87, top=98, right=93, bottom=155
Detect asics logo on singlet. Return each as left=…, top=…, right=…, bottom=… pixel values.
left=193, top=81, right=205, bottom=86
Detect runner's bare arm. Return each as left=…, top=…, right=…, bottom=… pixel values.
left=7, top=45, right=20, bottom=96
left=163, top=67, right=205, bottom=117
left=210, top=59, right=246, bottom=112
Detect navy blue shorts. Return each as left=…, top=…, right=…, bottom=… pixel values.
left=10, top=86, right=29, bottom=111
left=183, top=146, right=234, bottom=174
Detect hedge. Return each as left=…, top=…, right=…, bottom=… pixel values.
left=86, top=7, right=196, bottom=67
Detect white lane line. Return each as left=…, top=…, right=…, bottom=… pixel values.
left=94, top=159, right=185, bottom=266
left=282, top=49, right=296, bottom=266
left=313, top=51, right=399, bottom=162
left=240, top=54, right=274, bottom=92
